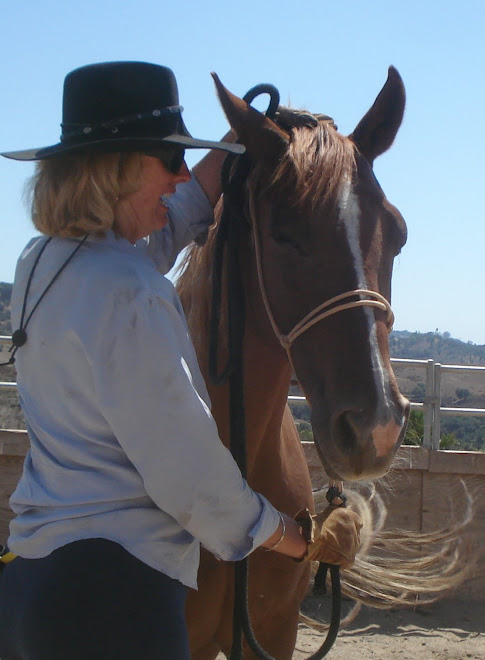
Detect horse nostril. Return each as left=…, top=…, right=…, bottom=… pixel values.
left=333, top=409, right=369, bottom=453
left=325, top=401, right=409, bottom=481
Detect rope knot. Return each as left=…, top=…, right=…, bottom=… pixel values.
left=11, top=329, right=28, bottom=348
left=279, top=335, right=291, bottom=350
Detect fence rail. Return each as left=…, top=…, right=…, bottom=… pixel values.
left=2, top=336, right=485, bottom=449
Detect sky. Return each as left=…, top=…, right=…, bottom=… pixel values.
left=1, top=0, right=484, bottom=344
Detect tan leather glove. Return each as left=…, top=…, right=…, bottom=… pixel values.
left=295, top=506, right=362, bottom=569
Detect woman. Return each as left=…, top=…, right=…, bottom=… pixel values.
left=0, top=61, right=361, bottom=659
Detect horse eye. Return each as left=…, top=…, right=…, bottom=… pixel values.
left=271, top=230, right=310, bottom=256
left=272, top=230, right=292, bottom=245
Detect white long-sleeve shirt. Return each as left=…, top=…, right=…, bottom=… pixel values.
left=8, top=176, right=280, bottom=589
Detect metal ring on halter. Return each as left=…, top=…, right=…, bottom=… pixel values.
left=326, top=484, right=347, bottom=508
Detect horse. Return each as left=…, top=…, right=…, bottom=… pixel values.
left=177, top=67, right=410, bottom=659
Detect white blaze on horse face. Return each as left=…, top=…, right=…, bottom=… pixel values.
left=337, top=179, right=404, bottom=453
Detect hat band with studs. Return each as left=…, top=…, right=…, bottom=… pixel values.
left=60, top=105, right=184, bottom=142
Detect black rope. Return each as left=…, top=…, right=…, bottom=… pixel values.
left=0, top=235, right=88, bottom=366
left=305, top=566, right=342, bottom=660
left=242, top=83, right=280, bottom=118
left=209, top=84, right=342, bottom=659
left=208, top=153, right=251, bottom=387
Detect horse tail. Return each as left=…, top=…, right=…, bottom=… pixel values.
left=301, top=479, right=476, bottom=631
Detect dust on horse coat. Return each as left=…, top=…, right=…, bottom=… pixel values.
left=177, top=67, right=409, bottom=659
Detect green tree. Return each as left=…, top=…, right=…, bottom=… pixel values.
left=299, top=428, right=314, bottom=442
left=440, top=432, right=459, bottom=450
left=404, top=410, right=424, bottom=446
left=455, top=388, right=471, bottom=401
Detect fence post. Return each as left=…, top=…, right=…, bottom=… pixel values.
left=432, top=362, right=442, bottom=450
left=422, top=359, right=434, bottom=448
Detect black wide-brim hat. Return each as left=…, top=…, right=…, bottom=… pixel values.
left=2, top=61, right=245, bottom=161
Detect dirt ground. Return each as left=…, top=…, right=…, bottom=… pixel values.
left=217, top=598, right=485, bottom=659
left=296, top=598, right=485, bottom=660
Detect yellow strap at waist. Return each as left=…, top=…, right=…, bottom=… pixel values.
left=0, top=551, right=17, bottom=564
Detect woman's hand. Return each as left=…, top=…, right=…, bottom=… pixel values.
left=296, top=507, right=362, bottom=569
left=192, top=131, right=237, bottom=207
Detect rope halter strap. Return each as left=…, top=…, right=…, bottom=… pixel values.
left=280, top=289, right=394, bottom=350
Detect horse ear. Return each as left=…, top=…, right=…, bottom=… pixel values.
left=349, top=66, right=405, bottom=164
left=211, top=73, right=289, bottom=162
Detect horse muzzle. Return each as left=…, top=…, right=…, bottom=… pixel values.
left=312, top=398, right=410, bottom=481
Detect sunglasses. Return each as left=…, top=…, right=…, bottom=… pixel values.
left=144, top=145, right=186, bottom=174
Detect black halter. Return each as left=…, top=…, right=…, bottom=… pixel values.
left=208, top=85, right=343, bottom=660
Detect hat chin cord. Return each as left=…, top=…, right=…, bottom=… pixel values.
left=0, top=235, right=89, bottom=367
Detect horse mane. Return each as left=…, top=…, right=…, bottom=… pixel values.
left=270, top=108, right=355, bottom=210
left=176, top=107, right=356, bottom=362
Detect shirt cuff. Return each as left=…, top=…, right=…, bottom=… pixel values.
left=215, top=494, right=279, bottom=561
left=146, top=173, right=215, bottom=273
left=248, top=494, right=281, bottom=550
left=166, top=172, right=215, bottom=246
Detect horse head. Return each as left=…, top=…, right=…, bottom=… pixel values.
left=212, top=68, right=410, bottom=482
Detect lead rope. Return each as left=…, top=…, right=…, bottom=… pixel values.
left=209, top=84, right=342, bottom=659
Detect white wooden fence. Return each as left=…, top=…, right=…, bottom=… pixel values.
left=2, top=336, right=485, bottom=449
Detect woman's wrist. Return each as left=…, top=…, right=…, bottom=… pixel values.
left=191, top=131, right=237, bottom=207
left=261, top=513, right=307, bottom=560
left=261, top=512, right=286, bottom=552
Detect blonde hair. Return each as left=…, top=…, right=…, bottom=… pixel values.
left=27, top=151, right=144, bottom=237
